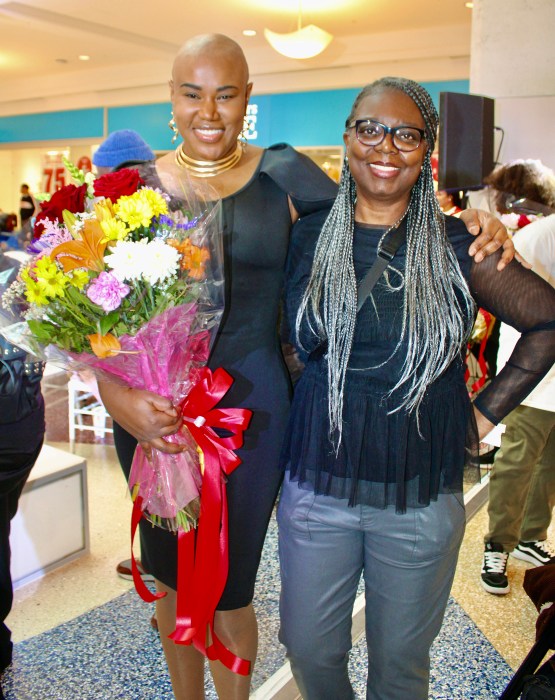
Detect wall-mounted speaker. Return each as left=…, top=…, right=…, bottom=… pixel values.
left=438, top=92, right=495, bottom=191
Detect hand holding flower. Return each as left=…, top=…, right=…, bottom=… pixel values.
left=3, top=158, right=225, bottom=534
left=98, top=381, right=185, bottom=455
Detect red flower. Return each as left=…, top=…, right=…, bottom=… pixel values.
left=33, top=183, right=88, bottom=238
left=93, top=168, right=144, bottom=201
left=518, top=214, right=532, bottom=229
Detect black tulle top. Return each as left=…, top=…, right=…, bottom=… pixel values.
left=281, top=209, right=555, bottom=512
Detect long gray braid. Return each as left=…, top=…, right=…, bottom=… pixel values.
left=295, top=77, right=475, bottom=446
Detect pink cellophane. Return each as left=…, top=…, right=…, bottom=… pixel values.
left=70, top=302, right=215, bottom=530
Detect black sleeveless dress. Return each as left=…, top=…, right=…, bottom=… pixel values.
left=113, top=143, right=337, bottom=609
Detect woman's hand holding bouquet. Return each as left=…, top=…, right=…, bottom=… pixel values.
left=4, top=158, right=226, bottom=532
left=2, top=158, right=252, bottom=671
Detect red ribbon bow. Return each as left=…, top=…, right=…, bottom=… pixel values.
left=130, top=367, right=252, bottom=675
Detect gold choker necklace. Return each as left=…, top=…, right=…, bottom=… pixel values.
left=174, top=143, right=243, bottom=177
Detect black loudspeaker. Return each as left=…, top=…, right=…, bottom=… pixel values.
left=438, top=92, right=495, bottom=191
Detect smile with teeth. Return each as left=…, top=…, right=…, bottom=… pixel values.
left=369, top=163, right=398, bottom=173
left=368, top=162, right=400, bottom=178
left=194, top=127, right=224, bottom=140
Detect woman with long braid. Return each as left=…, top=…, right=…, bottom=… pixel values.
left=278, top=77, right=555, bottom=700
left=98, top=38, right=514, bottom=699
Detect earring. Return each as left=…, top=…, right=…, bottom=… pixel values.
left=168, top=111, right=179, bottom=144
left=239, top=115, right=250, bottom=149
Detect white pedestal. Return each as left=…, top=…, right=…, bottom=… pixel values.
left=10, top=444, right=89, bottom=589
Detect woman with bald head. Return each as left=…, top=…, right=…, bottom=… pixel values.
left=99, top=34, right=513, bottom=698
left=100, top=32, right=336, bottom=698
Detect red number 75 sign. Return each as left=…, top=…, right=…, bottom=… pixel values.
left=42, top=166, right=66, bottom=193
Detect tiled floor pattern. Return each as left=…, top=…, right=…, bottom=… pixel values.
left=1, top=375, right=546, bottom=698
left=2, top=515, right=514, bottom=700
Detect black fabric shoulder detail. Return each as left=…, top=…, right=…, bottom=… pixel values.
left=260, top=143, right=338, bottom=215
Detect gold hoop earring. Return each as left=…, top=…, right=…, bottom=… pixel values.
left=239, top=115, right=250, bottom=149
left=168, top=111, right=179, bottom=144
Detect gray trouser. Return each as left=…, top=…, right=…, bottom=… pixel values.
left=277, top=475, right=466, bottom=700
left=486, top=405, right=555, bottom=550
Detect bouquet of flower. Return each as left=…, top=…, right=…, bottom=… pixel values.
left=2, top=158, right=225, bottom=533
left=3, top=158, right=255, bottom=673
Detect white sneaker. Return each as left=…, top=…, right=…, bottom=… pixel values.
left=512, top=541, right=555, bottom=567
left=481, top=542, right=510, bottom=595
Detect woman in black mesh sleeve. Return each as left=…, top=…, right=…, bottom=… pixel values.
left=278, top=77, right=555, bottom=700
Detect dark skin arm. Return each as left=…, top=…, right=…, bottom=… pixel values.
left=460, top=209, right=516, bottom=270
left=98, top=381, right=184, bottom=457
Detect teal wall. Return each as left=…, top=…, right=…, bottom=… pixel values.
left=0, top=81, right=469, bottom=149
left=0, top=109, right=104, bottom=143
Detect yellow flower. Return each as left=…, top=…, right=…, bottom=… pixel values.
left=114, top=192, right=154, bottom=231
left=139, top=189, right=168, bottom=217
left=94, top=199, right=116, bottom=221
left=31, top=256, right=69, bottom=299
left=24, top=278, right=49, bottom=306
left=34, top=256, right=59, bottom=279
left=69, top=268, right=90, bottom=289
left=20, top=266, right=32, bottom=284
left=36, top=270, right=69, bottom=299
left=100, top=217, right=129, bottom=242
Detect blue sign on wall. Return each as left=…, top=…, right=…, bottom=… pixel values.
left=0, top=81, right=469, bottom=148
left=0, top=108, right=104, bottom=144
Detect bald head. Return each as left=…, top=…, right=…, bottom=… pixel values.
left=173, top=33, right=249, bottom=85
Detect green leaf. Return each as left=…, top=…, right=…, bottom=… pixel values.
left=99, top=311, right=120, bottom=335
left=27, top=319, right=56, bottom=343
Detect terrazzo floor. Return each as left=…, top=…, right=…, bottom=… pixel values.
left=1, top=374, right=548, bottom=699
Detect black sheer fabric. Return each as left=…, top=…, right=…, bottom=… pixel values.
left=470, top=251, right=555, bottom=423
left=281, top=211, right=555, bottom=512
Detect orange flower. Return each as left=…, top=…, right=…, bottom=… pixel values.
left=167, top=239, right=210, bottom=280
left=87, top=332, right=121, bottom=358
left=51, top=220, right=108, bottom=272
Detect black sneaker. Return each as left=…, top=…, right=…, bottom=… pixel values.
left=481, top=541, right=510, bottom=594
left=512, top=540, right=555, bottom=567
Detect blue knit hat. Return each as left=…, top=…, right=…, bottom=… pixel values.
left=93, top=129, right=154, bottom=168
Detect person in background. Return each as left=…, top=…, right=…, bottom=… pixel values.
left=278, top=77, right=555, bottom=700
left=467, top=159, right=555, bottom=220
left=436, top=188, right=463, bottom=216
left=91, top=129, right=157, bottom=589
left=470, top=160, right=555, bottom=386
left=481, top=213, right=555, bottom=595
left=18, top=184, right=36, bottom=247
left=97, top=35, right=514, bottom=700
left=92, top=129, right=156, bottom=176
left=484, top=159, right=555, bottom=216
left=0, top=250, right=45, bottom=686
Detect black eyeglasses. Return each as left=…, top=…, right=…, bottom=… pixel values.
left=346, top=119, right=426, bottom=152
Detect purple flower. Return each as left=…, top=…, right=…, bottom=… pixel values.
left=27, top=221, right=72, bottom=255
left=86, top=271, right=130, bottom=312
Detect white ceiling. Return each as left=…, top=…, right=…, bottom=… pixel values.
left=0, top=0, right=473, bottom=115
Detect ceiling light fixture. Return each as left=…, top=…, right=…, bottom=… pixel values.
left=264, top=0, right=332, bottom=60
